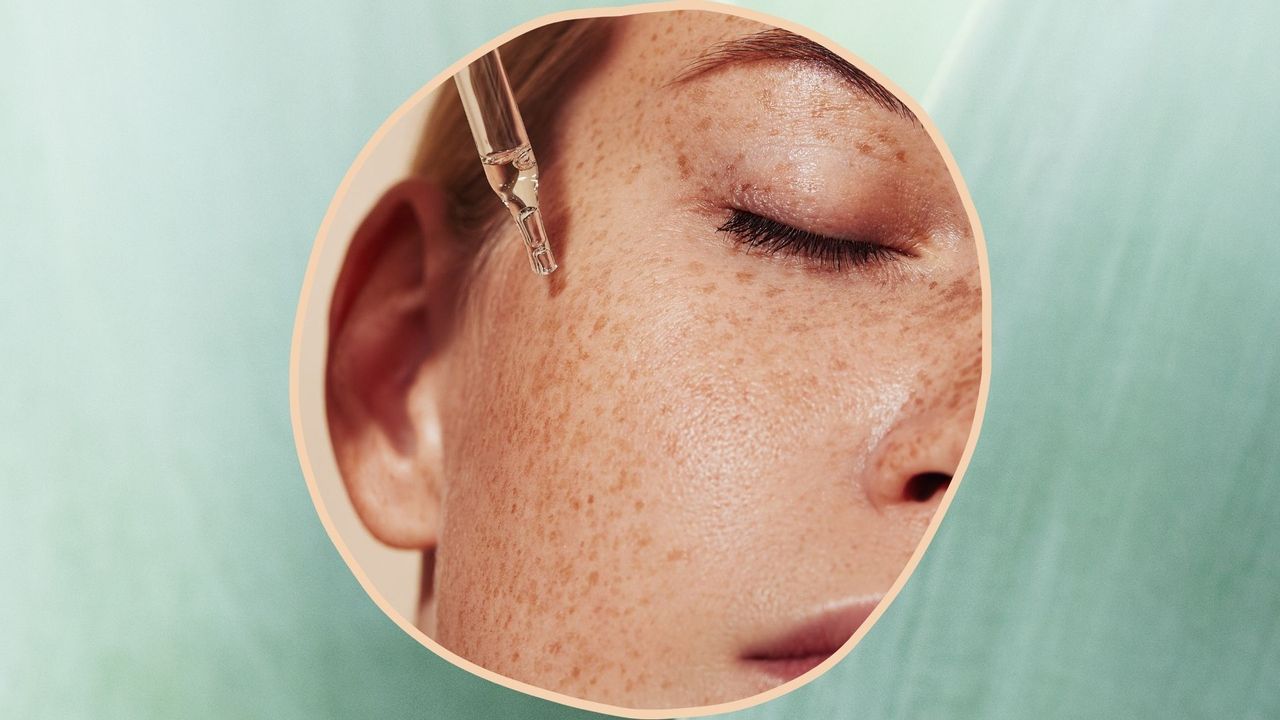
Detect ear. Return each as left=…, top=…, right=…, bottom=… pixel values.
left=326, top=177, right=458, bottom=550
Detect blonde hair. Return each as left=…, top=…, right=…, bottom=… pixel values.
left=411, top=19, right=614, bottom=256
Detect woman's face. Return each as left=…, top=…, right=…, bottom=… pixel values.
left=428, top=12, right=981, bottom=708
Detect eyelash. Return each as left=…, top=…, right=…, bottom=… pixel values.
left=716, top=209, right=903, bottom=271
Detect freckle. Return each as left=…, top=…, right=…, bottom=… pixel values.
left=696, top=117, right=711, bottom=131
left=634, top=499, right=645, bottom=510
left=735, top=270, right=755, bottom=282
left=676, top=153, right=690, bottom=179
left=688, top=260, right=705, bottom=275
left=592, top=316, right=607, bottom=332
left=895, top=150, right=907, bottom=162
left=857, top=142, right=873, bottom=154
left=587, top=494, right=594, bottom=504
left=764, top=286, right=783, bottom=298
left=944, top=277, right=969, bottom=301
left=699, top=282, right=717, bottom=294
left=587, top=571, right=599, bottom=586
left=666, top=549, right=687, bottom=561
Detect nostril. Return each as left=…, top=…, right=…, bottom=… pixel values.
left=903, top=472, right=951, bottom=502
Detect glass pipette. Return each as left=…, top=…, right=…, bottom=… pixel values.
left=453, top=49, right=557, bottom=275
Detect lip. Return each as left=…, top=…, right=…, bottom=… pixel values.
left=741, top=596, right=883, bottom=683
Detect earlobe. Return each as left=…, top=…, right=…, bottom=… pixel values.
left=326, top=178, right=457, bottom=550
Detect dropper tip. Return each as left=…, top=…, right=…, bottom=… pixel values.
left=529, top=248, right=558, bottom=276
left=516, top=207, right=557, bottom=276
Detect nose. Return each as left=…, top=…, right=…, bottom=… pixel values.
left=861, top=391, right=977, bottom=508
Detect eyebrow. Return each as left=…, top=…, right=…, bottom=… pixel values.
left=671, top=29, right=917, bottom=123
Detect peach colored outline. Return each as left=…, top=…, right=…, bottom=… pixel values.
left=289, top=1, right=992, bottom=716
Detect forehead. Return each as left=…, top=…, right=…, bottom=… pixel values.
left=616, top=10, right=774, bottom=68
left=602, top=12, right=785, bottom=94
left=595, top=12, right=904, bottom=110
left=563, top=11, right=926, bottom=146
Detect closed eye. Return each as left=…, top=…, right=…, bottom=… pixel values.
left=716, top=209, right=906, bottom=271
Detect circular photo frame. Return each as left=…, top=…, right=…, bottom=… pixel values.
left=291, top=1, right=991, bottom=715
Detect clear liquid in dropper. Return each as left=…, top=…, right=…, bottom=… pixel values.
left=482, top=145, right=557, bottom=275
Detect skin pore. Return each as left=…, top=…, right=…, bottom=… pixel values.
left=329, top=11, right=981, bottom=710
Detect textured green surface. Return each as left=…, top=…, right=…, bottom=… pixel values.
left=3, top=0, right=1277, bottom=718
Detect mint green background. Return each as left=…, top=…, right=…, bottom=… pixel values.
left=3, top=0, right=1277, bottom=718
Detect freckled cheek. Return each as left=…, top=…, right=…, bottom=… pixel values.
left=599, top=266, right=889, bottom=465
left=907, top=268, right=984, bottom=373
left=431, top=250, right=702, bottom=656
